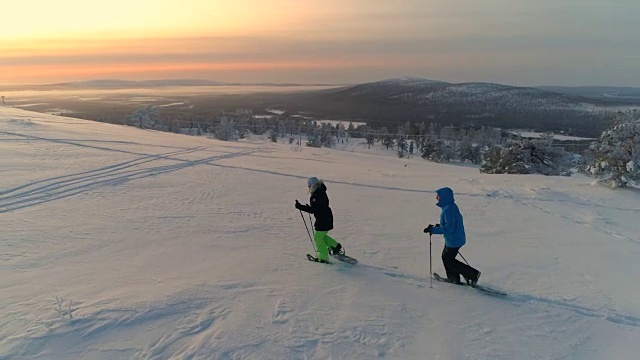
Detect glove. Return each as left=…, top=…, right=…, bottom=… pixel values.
left=423, top=224, right=435, bottom=234
left=295, top=200, right=302, bottom=210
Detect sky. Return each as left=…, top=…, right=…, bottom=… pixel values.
left=1, top=0, right=639, bottom=86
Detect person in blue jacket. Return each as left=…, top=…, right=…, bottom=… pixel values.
left=425, top=187, right=481, bottom=285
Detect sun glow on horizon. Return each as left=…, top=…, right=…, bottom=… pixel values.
left=1, top=1, right=639, bottom=86
left=1, top=0, right=349, bottom=85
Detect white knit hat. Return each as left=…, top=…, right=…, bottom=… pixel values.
left=307, top=177, right=319, bottom=187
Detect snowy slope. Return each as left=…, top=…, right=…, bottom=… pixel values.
left=2, top=107, right=640, bottom=359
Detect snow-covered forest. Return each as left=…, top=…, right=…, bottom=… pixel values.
left=118, top=105, right=639, bottom=186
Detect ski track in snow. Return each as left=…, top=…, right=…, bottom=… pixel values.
left=481, top=187, right=640, bottom=244
left=0, top=130, right=260, bottom=213
left=372, top=264, right=640, bottom=330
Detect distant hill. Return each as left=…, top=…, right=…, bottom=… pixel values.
left=0, top=79, right=337, bottom=91
left=268, top=78, right=636, bottom=137
left=536, top=86, right=640, bottom=104
left=335, top=78, right=593, bottom=108
left=53, top=79, right=336, bottom=88
left=47, top=79, right=229, bottom=88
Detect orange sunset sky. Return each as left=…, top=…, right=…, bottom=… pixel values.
left=1, top=0, right=639, bottom=86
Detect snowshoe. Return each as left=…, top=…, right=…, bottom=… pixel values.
left=307, top=254, right=330, bottom=264
left=433, top=273, right=464, bottom=285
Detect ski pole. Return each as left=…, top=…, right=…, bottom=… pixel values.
left=308, top=212, right=316, bottom=249
left=299, top=209, right=318, bottom=257
left=308, top=212, right=320, bottom=257
left=458, top=251, right=470, bottom=266
left=429, top=233, right=433, bottom=288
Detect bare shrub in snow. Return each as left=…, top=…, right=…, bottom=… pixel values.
left=54, top=296, right=75, bottom=320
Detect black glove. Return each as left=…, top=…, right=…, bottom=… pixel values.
left=295, top=200, right=302, bottom=210
left=423, top=224, right=435, bottom=234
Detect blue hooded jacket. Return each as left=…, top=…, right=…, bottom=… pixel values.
left=430, top=187, right=466, bottom=248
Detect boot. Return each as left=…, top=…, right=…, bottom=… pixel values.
left=466, top=271, right=481, bottom=286
left=330, top=243, right=343, bottom=255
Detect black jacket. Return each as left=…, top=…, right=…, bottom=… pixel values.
left=298, top=182, right=334, bottom=231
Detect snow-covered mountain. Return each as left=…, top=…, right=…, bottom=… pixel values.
left=2, top=106, right=640, bottom=359
left=278, top=78, right=635, bottom=137
left=335, top=78, right=606, bottom=109
left=537, top=85, right=640, bottom=104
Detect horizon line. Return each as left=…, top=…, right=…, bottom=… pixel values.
left=2, top=77, right=640, bottom=90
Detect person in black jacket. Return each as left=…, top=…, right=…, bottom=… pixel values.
left=295, top=177, right=342, bottom=263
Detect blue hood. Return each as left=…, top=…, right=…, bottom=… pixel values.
left=436, top=187, right=455, bottom=207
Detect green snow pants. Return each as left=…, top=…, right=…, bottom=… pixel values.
left=314, top=231, right=339, bottom=261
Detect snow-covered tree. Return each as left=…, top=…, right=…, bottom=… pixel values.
left=481, top=137, right=572, bottom=176
left=320, top=124, right=336, bottom=147
left=382, top=134, right=395, bottom=150
left=125, top=106, right=161, bottom=129
left=306, top=134, right=322, bottom=148
left=418, top=122, right=427, bottom=135
left=420, top=138, right=453, bottom=163
left=215, top=116, right=238, bottom=141
left=428, top=122, right=439, bottom=137
left=278, top=120, right=287, bottom=137
left=580, top=110, right=640, bottom=188
left=403, top=121, right=412, bottom=135
left=347, top=122, right=355, bottom=136
left=366, top=133, right=375, bottom=149
left=321, top=132, right=336, bottom=147
left=397, top=136, right=407, bottom=158
left=459, top=136, right=482, bottom=164
left=433, top=140, right=456, bottom=163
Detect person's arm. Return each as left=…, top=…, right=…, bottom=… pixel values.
left=295, top=200, right=313, bottom=213
left=431, top=208, right=456, bottom=235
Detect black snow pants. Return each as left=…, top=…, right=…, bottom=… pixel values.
left=442, top=246, right=480, bottom=283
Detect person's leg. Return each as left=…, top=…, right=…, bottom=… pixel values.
left=442, top=246, right=461, bottom=283
left=444, top=247, right=480, bottom=284
left=324, top=234, right=339, bottom=248
left=314, top=231, right=330, bottom=261
left=456, top=260, right=480, bottom=284
left=324, top=233, right=341, bottom=254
